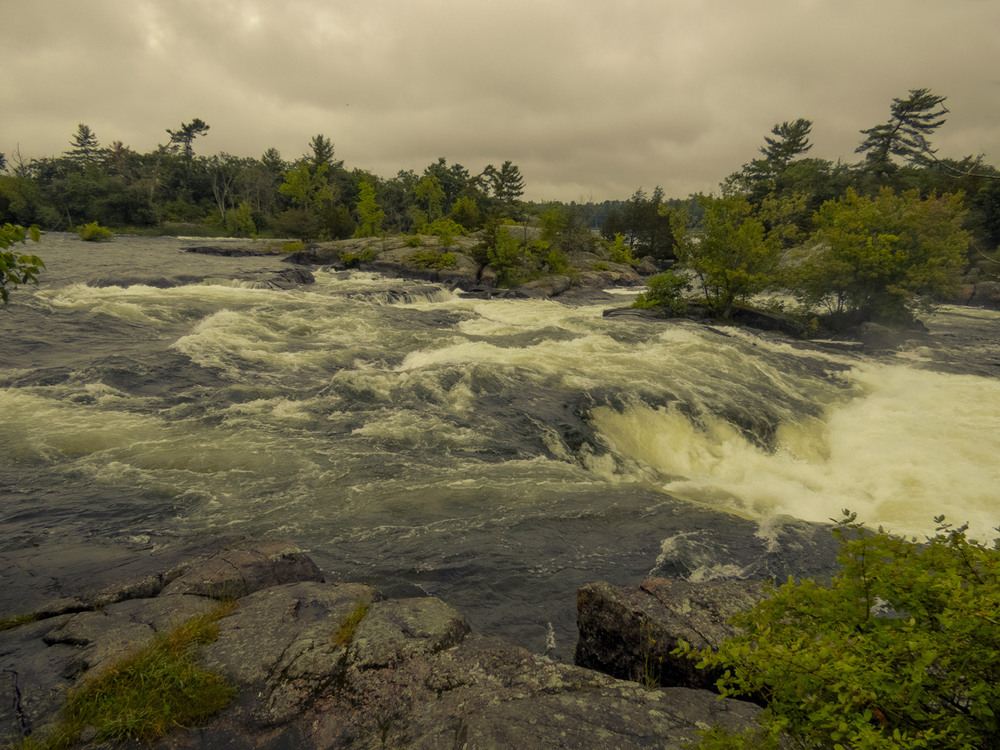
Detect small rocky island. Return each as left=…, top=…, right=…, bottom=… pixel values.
left=1, top=540, right=762, bottom=749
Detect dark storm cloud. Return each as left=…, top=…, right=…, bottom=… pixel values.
left=4, top=0, right=999, bottom=201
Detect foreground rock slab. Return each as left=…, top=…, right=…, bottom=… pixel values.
left=2, top=541, right=761, bottom=749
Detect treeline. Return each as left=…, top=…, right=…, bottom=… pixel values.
left=0, top=119, right=527, bottom=240
left=3, top=89, right=999, bottom=268
left=630, top=89, right=1000, bottom=326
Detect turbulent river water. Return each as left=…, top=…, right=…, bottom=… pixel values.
left=2, top=232, right=999, bottom=659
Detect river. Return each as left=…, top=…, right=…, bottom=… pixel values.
left=2, top=232, right=998, bottom=659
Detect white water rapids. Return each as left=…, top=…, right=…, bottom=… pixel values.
left=1, top=233, right=998, bottom=657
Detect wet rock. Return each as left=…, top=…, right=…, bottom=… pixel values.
left=851, top=320, right=930, bottom=351
left=233, top=266, right=316, bottom=289
left=517, top=274, right=574, bottom=298
left=348, top=597, right=470, bottom=669
left=576, top=578, right=766, bottom=690
left=960, top=280, right=1000, bottom=309
left=160, top=539, right=324, bottom=599
left=2, top=543, right=763, bottom=749
left=183, top=246, right=258, bottom=257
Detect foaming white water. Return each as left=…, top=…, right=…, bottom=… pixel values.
left=591, top=361, right=1000, bottom=539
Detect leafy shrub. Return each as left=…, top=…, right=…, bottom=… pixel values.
left=76, top=221, right=115, bottom=242
left=608, top=233, right=637, bottom=266
left=224, top=201, right=256, bottom=237
left=593, top=261, right=610, bottom=271
left=423, top=217, right=466, bottom=247
left=281, top=240, right=305, bottom=254
left=681, top=511, right=1000, bottom=749
left=545, top=246, right=572, bottom=275
left=1, top=223, right=43, bottom=306
left=632, top=270, right=691, bottom=314
left=406, top=249, right=456, bottom=269
left=404, top=234, right=423, bottom=247
left=338, top=246, right=375, bottom=268
left=487, top=226, right=526, bottom=286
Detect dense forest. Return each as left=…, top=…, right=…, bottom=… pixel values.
left=2, top=88, right=999, bottom=321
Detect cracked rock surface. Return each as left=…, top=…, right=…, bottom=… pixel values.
left=2, top=541, right=761, bottom=748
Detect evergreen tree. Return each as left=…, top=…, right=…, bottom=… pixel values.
left=857, top=88, right=948, bottom=176
left=67, top=123, right=101, bottom=163
left=307, top=134, right=341, bottom=172
left=166, top=118, right=210, bottom=157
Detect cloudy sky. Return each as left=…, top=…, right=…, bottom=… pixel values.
left=4, top=0, right=999, bottom=202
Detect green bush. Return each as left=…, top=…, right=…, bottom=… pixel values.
left=632, top=270, right=691, bottom=314
left=76, top=221, right=115, bottom=242
left=608, top=232, right=637, bottom=266
left=1, top=223, right=43, bottom=306
left=681, top=511, right=1000, bottom=749
left=224, top=201, right=256, bottom=237
left=338, top=246, right=375, bottom=268
left=423, top=217, right=466, bottom=247
left=404, top=234, right=423, bottom=247
left=406, top=249, right=456, bottom=269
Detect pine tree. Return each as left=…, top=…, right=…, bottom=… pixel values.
left=67, top=123, right=101, bottom=163
left=856, top=88, right=948, bottom=174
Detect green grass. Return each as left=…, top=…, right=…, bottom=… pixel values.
left=333, top=599, right=370, bottom=647
left=17, top=601, right=237, bottom=749
left=0, top=612, right=42, bottom=632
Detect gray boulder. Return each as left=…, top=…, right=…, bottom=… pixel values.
left=576, top=577, right=766, bottom=690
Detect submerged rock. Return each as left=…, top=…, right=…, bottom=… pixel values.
left=1, top=542, right=761, bottom=749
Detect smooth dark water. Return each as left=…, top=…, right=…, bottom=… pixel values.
left=2, top=233, right=998, bottom=659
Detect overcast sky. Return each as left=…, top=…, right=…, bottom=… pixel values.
left=4, top=0, right=999, bottom=202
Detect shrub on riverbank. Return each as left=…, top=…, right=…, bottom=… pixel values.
left=682, top=511, right=1000, bottom=749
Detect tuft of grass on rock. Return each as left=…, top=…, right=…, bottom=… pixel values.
left=19, top=601, right=237, bottom=749
left=333, top=599, right=370, bottom=647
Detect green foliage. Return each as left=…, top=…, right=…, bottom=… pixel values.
left=608, top=232, right=637, bottom=266
left=404, top=234, right=423, bottom=247
left=857, top=88, right=949, bottom=176
left=353, top=179, right=385, bottom=238
left=333, top=599, right=370, bottom=647
left=680, top=195, right=779, bottom=317
left=166, top=117, right=210, bottom=158
left=281, top=240, right=305, bottom=253
left=414, top=174, right=446, bottom=222
left=632, top=270, right=691, bottom=314
left=788, top=187, right=969, bottom=321
left=448, top=194, right=480, bottom=230
left=338, top=246, right=375, bottom=268
left=76, top=221, right=115, bottom=242
left=224, top=201, right=256, bottom=237
left=486, top=223, right=528, bottom=285
left=685, top=511, right=1000, bottom=749
left=26, top=603, right=237, bottom=749
left=406, top=249, right=456, bottom=269
left=422, top=216, right=466, bottom=247
left=544, top=246, right=572, bottom=275
left=1, top=223, right=43, bottom=305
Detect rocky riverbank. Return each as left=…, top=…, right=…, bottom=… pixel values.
left=1, top=540, right=762, bottom=749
